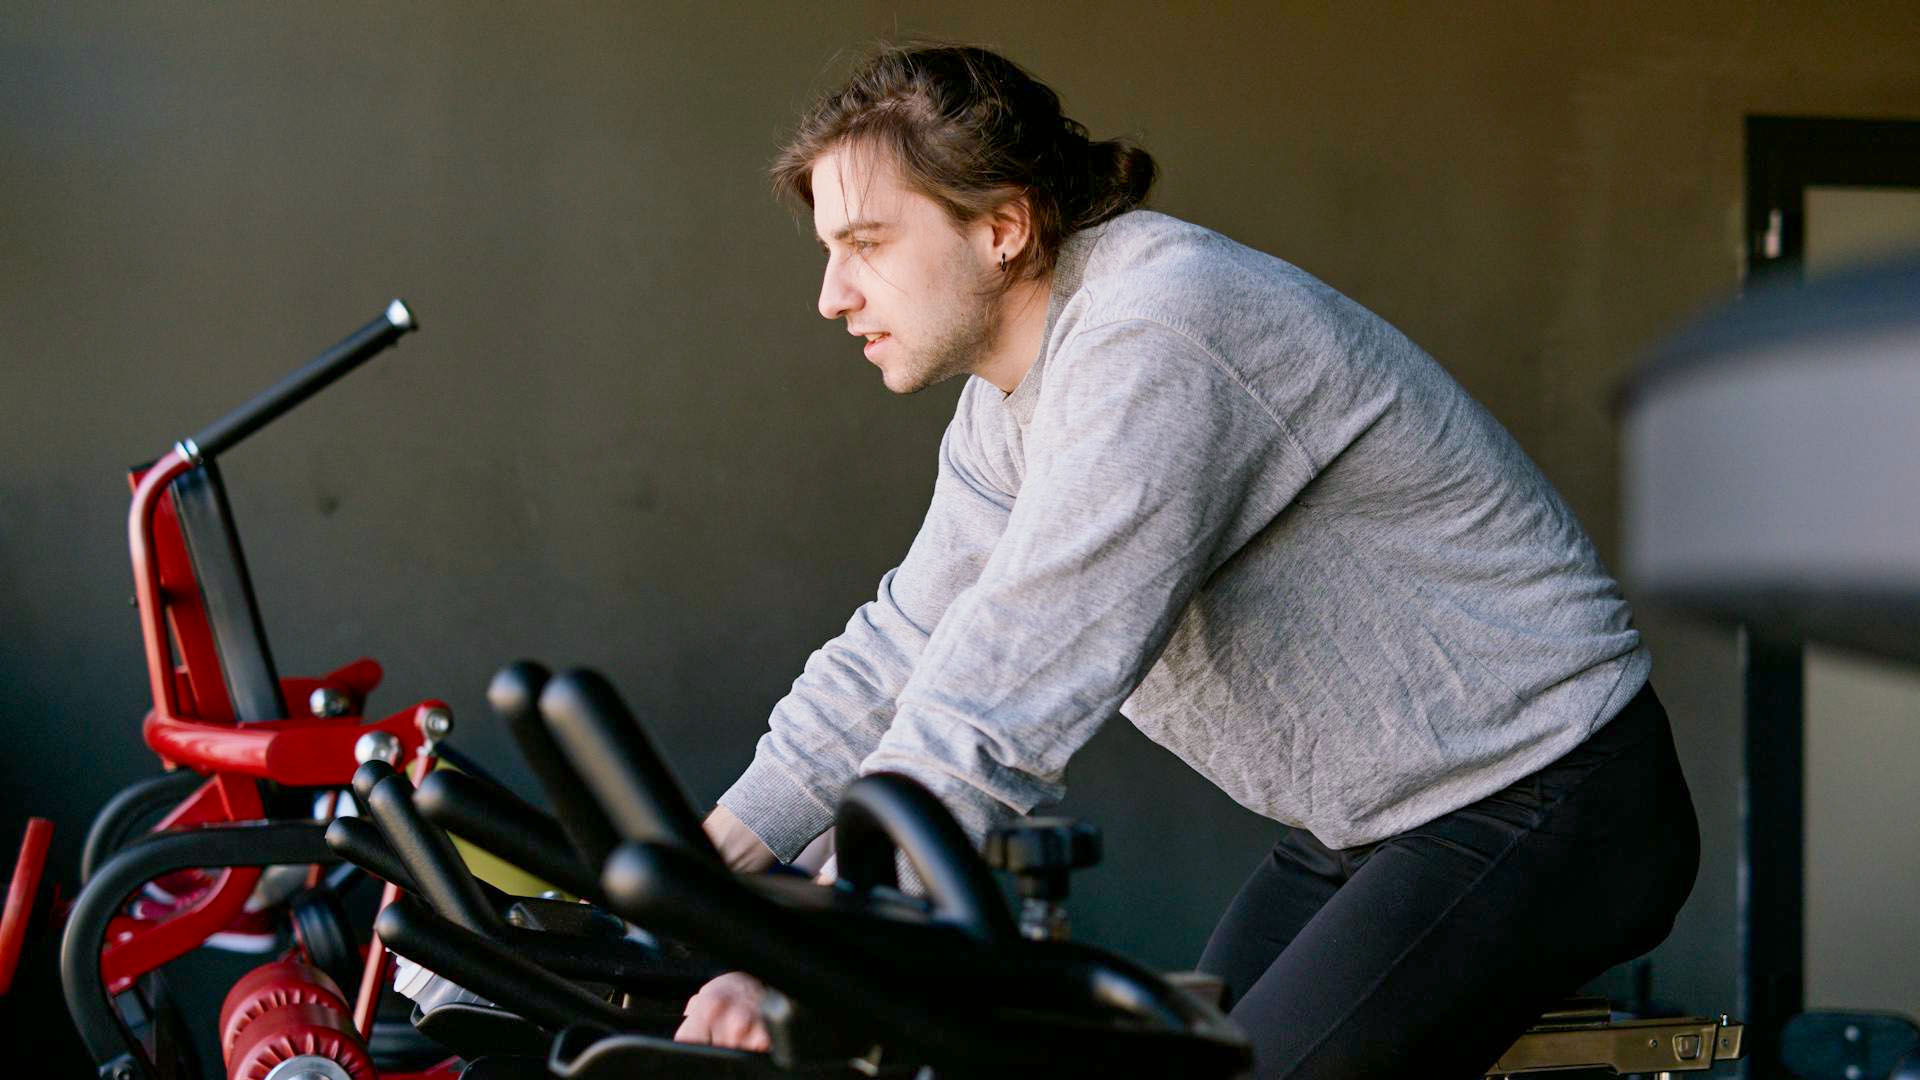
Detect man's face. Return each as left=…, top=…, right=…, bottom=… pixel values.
left=811, top=145, right=999, bottom=395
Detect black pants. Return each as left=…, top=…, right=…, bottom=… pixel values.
left=1196, top=682, right=1699, bottom=1079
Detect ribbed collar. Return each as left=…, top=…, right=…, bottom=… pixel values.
left=1003, top=222, right=1106, bottom=428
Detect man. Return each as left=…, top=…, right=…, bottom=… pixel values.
left=680, top=43, right=1699, bottom=1078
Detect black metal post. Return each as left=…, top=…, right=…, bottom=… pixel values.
left=1739, top=628, right=1804, bottom=1080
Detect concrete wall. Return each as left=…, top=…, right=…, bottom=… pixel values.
left=5, top=0, right=1919, bottom=1046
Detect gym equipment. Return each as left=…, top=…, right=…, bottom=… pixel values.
left=1622, top=256, right=1920, bottom=663
left=55, top=301, right=464, bottom=1080
left=0, top=818, right=57, bottom=997
left=216, top=958, right=375, bottom=1080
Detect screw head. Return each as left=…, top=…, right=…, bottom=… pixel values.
left=418, top=706, right=453, bottom=740
left=309, top=687, right=351, bottom=718
left=353, top=730, right=402, bottom=766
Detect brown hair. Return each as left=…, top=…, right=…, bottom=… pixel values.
left=771, top=43, right=1157, bottom=285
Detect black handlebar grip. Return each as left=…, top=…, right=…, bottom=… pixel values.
left=364, top=772, right=503, bottom=935
left=538, top=669, right=718, bottom=863
left=487, top=660, right=623, bottom=873
left=324, top=816, right=420, bottom=893
left=324, top=816, right=512, bottom=911
left=352, top=760, right=396, bottom=807
left=835, top=773, right=1019, bottom=945
left=415, top=770, right=600, bottom=901
left=188, top=299, right=416, bottom=460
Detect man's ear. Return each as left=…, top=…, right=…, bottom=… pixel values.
left=985, top=191, right=1036, bottom=262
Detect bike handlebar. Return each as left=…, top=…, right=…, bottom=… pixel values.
left=185, top=299, right=416, bottom=461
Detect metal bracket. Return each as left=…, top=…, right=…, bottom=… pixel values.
left=1486, top=1014, right=1744, bottom=1076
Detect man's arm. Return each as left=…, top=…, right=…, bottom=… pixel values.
left=715, top=392, right=1016, bottom=862
left=862, top=319, right=1315, bottom=841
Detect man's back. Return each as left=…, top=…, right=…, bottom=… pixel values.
left=933, top=209, right=1649, bottom=847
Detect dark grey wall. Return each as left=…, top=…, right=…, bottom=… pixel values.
left=5, top=1, right=1920, bottom=1044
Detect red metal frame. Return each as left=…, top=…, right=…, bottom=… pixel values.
left=353, top=752, right=437, bottom=1039
left=128, top=451, right=436, bottom=779
left=96, top=447, right=450, bottom=1065
left=0, top=818, right=54, bottom=996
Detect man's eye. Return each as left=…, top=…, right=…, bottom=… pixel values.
left=850, top=239, right=876, bottom=253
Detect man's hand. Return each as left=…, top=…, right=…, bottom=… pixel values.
left=676, top=971, right=771, bottom=1051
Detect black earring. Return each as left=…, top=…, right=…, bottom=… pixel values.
left=1000, top=253, right=1007, bottom=271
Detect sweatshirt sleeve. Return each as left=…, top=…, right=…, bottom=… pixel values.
left=859, top=319, right=1314, bottom=842
left=717, top=394, right=1015, bottom=861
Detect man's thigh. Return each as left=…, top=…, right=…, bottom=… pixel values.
left=1223, top=693, right=1696, bottom=1079
left=1226, top=818, right=1595, bottom=1079
left=1196, top=828, right=1347, bottom=1007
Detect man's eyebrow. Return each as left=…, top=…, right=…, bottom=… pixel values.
left=815, top=219, right=893, bottom=245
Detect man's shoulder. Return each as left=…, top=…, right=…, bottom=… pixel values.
left=1067, top=211, right=1355, bottom=352
left=1079, top=210, right=1245, bottom=286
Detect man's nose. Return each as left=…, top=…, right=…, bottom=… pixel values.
left=818, top=259, right=860, bottom=321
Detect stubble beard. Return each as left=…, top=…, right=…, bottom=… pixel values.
left=883, top=274, right=1003, bottom=396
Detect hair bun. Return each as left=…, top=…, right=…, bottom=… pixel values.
left=1074, top=139, right=1157, bottom=230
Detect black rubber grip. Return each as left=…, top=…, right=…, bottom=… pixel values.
left=325, top=816, right=420, bottom=893
left=416, top=770, right=600, bottom=900
left=352, top=759, right=394, bottom=807
left=538, top=669, right=717, bottom=862
left=834, top=773, right=1018, bottom=945
left=488, top=661, right=622, bottom=873
left=364, top=772, right=503, bottom=934
left=325, top=816, right=512, bottom=911
left=189, top=299, right=416, bottom=459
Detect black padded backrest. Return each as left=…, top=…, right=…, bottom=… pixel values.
left=169, top=462, right=286, bottom=723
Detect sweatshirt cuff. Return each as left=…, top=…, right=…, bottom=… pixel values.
left=717, top=752, right=837, bottom=864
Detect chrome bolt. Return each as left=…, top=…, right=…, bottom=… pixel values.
left=354, top=730, right=402, bottom=766
left=309, top=686, right=351, bottom=718
left=419, top=706, right=453, bottom=741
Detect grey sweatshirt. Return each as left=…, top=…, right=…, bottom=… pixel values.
left=720, top=210, right=1649, bottom=858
